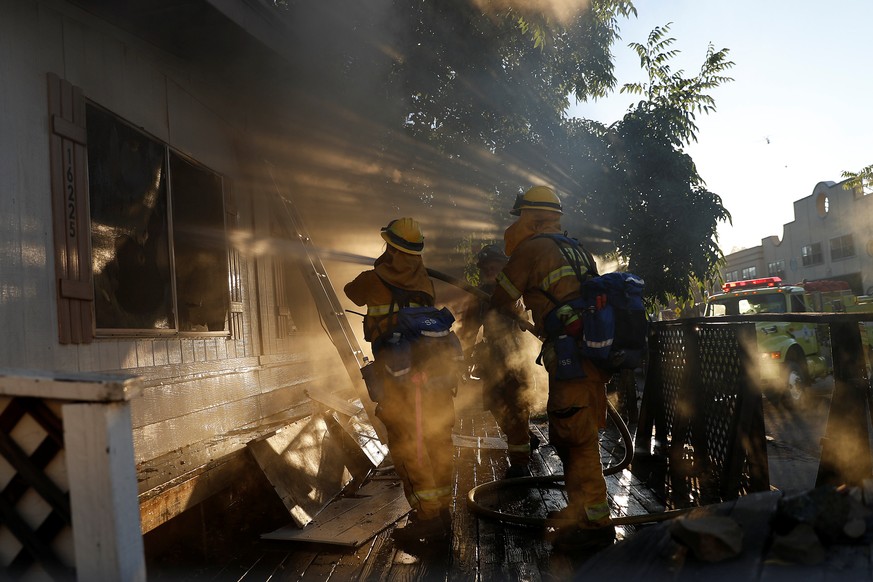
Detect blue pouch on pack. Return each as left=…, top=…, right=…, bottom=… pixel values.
left=579, top=284, right=615, bottom=361
left=554, top=334, right=586, bottom=380
left=377, top=332, right=412, bottom=378
left=396, top=306, right=456, bottom=338
left=579, top=272, right=647, bottom=370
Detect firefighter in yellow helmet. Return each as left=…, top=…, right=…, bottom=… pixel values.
left=490, top=186, right=615, bottom=550
left=459, top=243, right=538, bottom=478
left=344, top=218, right=458, bottom=546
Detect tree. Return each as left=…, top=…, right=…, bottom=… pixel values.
left=842, top=164, right=873, bottom=195
left=588, top=25, right=733, bottom=305
left=390, top=0, right=637, bottom=151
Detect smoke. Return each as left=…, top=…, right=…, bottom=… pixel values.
left=470, top=0, right=592, bottom=24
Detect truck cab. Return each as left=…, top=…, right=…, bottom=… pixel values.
left=704, top=277, right=829, bottom=402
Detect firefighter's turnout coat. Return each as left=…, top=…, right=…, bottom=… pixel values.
left=345, top=249, right=455, bottom=521
left=490, top=209, right=612, bottom=525
left=460, top=283, right=534, bottom=466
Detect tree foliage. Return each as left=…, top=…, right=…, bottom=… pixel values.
left=391, top=0, right=636, bottom=150
left=516, top=24, right=734, bottom=305
left=842, top=164, right=873, bottom=195
left=600, top=24, right=734, bottom=304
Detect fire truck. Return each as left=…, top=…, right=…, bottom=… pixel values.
left=704, top=277, right=831, bottom=402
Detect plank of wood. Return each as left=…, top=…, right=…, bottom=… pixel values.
left=606, top=471, right=649, bottom=518
left=450, top=414, right=487, bottom=580
left=352, top=529, right=398, bottom=582
left=452, top=433, right=508, bottom=450
left=260, top=480, right=410, bottom=547
left=0, top=369, right=141, bottom=402
left=63, top=402, right=146, bottom=582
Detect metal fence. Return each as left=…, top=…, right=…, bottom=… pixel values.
left=633, top=313, right=873, bottom=509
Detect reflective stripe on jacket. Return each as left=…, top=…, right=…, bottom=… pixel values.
left=492, top=235, right=590, bottom=335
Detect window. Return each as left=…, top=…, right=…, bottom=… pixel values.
left=724, top=270, right=738, bottom=282
left=815, top=193, right=829, bottom=217
left=790, top=294, right=808, bottom=312
left=87, top=104, right=230, bottom=333
left=801, top=243, right=823, bottom=267
left=767, top=260, right=785, bottom=278
left=830, top=234, right=855, bottom=260
left=741, top=266, right=757, bottom=279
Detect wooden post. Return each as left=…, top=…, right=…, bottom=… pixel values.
left=0, top=369, right=144, bottom=581
left=63, top=402, right=145, bottom=582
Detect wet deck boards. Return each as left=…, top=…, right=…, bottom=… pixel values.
left=147, top=391, right=873, bottom=581
left=161, top=407, right=664, bottom=581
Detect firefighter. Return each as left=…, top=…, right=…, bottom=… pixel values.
left=344, top=218, right=456, bottom=545
left=460, top=243, right=538, bottom=478
left=489, top=186, right=615, bottom=550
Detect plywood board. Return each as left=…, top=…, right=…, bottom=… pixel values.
left=306, top=391, right=388, bottom=467
left=248, top=414, right=370, bottom=528
left=261, top=479, right=409, bottom=547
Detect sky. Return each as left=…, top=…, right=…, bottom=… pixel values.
left=568, top=0, right=873, bottom=254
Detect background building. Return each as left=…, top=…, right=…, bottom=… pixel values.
left=721, top=180, right=873, bottom=296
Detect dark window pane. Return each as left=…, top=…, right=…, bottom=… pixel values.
left=87, top=104, right=174, bottom=330
left=170, top=153, right=230, bottom=332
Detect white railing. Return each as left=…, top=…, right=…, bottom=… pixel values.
left=0, top=368, right=145, bottom=582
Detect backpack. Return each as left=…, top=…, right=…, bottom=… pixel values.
left=369, top=275, right=463, bottom=390
left=536, top=234, right=648, bottom=375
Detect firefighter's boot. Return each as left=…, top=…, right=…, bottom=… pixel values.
left=551, top=522, right=616, bottom=552
left=504, top=463, right=531, bottom=479
left=392, top=512, right=451, bottom=545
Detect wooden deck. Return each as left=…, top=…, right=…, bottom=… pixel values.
left=145, top=383, right=663, bottom=581
left=144, top=383, right=873, bottom=581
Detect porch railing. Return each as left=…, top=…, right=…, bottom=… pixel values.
left=0, top=368, right=145, bottom=581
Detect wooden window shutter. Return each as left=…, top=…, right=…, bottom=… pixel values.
left=47, top=73, right=94, bottom=344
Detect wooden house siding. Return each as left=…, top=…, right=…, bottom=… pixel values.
left=1, top=0, right=369, bottom=541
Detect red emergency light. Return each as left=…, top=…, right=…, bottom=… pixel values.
left=722, top=276, right=782, bottom=293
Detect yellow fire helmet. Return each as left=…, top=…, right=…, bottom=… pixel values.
left=510, top=185, right=563, bottom=216
left=381, top=217, right=425, bottom=255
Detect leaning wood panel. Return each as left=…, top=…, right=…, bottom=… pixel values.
left=248, top=414, right=371, bottom=528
